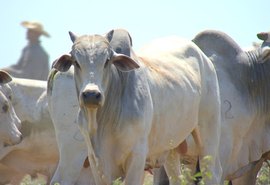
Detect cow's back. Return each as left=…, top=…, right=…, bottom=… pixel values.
left=138, top=36, right=220, bottom=156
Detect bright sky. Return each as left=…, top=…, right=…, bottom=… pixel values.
left=0, top=0, right=269, bottom=68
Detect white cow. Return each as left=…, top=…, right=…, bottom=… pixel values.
left=0, top=70, right=22, bottom=148
left=47, top=29, right=140, bottom=185
left=192, top=30, right=270, bottom=184
left=0, top=74, right=58, bottom=184
left=51, top=30, right=222, bottom=184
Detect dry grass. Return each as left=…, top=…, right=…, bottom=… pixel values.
left=17, top=172, right=153, bottom=185
left=17, top=162, right=270, bottom=185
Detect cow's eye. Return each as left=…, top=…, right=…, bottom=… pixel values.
left=104, top=58, right=110, bottom=68
left=74, top=60, right=81, bottom=70
left=2, top=102, right=8, bottom=113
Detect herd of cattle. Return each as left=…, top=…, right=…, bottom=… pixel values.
left=0, top=28, right=270, bottom=185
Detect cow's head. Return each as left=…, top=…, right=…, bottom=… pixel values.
left=53, top=31, right=140, bottom=110
left=0, top=70, right=22, bottom=147
left=257, top=32, right=270, bottom=48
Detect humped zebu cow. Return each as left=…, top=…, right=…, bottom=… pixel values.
left=152, top=30, right=270, bottom=185
left=153, top=31, right=270, bottom=185
left=0, top=74, right=58, bottom=184
left=51, top=29, right=222, bottom=185
left=48, top=29, right=148, bottom=185
left=0, top=70, right=22, bottom=148
left=228, top=31, right=270, bottom=185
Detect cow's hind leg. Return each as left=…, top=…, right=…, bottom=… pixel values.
left=50, top=135, right=88, bottom=185
left=198, top=99, right=222, bottom=184
left=153, top=167, right=170, bottom=185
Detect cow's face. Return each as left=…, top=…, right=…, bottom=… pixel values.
left=0, top=90, right=22, bottom=147
left=53, top=31, right=140, bottom=110
left=0, top=71, right=22, bottom=146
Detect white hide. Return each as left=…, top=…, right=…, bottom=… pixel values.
left=48, top=67, right=93, bottom=185
left=52, top=34, right=222, bottom=185
left=0, top=83, right=22, bottom=148
left=0, top=77, right=58, bottom=184
left=47, top=28, right=137, bottom=185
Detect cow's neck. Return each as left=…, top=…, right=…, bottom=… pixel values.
left=96, top=67, right=127, bottom=132
left=244, top=48, right=270, bottom=119
left=9, top=78, right=48, bottom=123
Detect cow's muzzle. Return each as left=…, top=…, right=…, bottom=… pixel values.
left=81, top=89, right=103, bottom=109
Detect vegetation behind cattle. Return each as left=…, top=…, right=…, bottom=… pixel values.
left=19, top=161, right=270, bottom=185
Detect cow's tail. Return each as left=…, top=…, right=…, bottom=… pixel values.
left=47, top=68, right=58, bottom=96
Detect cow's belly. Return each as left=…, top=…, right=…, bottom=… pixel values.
left=218, top=74, right=256, bottom=178
left=148, top=91, right=200, bottom=156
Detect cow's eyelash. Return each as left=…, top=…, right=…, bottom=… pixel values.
left=104, top=58, right=110, bottom=68
left=73, top=60, right=81, bottom=69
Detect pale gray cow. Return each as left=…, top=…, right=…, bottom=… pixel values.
left=156, top=30, right=270, bottom=185
left=52, top=31, right=222, bottom=185
left=228, top=31, right=270, bottom=185
left=48, top=29, right=139, bottom=185
left=0, top=74, right=57, bottom=184
left=0, top=70, right=22, bottom=148
left=151, top=30, right=270, bottom=185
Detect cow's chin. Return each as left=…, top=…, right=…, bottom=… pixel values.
left=84, top=103, right=101, bottom=110
left=85, top=108, right=98, bottom=136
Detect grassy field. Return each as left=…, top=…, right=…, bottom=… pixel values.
left=18, top=161, right=270, bottom=185
left=19, top=172, right=153, bottom=185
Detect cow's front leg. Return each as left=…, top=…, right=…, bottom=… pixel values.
left=124, top=140, right=148, bottom=185
left=163, top=149, right=181, bottom=185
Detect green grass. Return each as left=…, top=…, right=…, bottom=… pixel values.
left=19, top=174, right=47, bottom=185
left=256, top=161, right=270, bottom=185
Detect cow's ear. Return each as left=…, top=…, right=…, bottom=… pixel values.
left=127, top=32, right=133, bottom=46
left=105, top=29, right=114, bottom=42
left=257, top=32, right=269, bottom=41
left=0, top=70, right=12, bottom=84
left=53, top=55, right=73, bottom=72
left=111, top=53, right=140, bottom=72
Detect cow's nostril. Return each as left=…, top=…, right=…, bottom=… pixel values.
left=82, top=92, right=87, bottom=98
left=96, top=93, right=101, bottom=100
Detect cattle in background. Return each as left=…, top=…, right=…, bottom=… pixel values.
left=191, top=30, right=270, bottom=184
left=154, top=31, right=270, bottom=185
left=47, top=29, right=140, bottom=185
left=52, top=30, right=222, bottom=184
left=257, top=31, right=270, bottom=48
left=0, top=70, right=22, bottom=148
left=228, top=31, right=270, bottom=185
left=0, top=75, right=58, bottom=184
